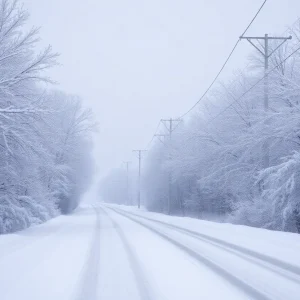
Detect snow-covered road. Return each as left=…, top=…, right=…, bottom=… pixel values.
left=0, top=204, right=300, bottom=300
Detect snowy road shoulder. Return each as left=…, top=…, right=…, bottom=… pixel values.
left=1, top=204, right=300, bottom=300
left=0, top=206, right=98, bottom=300
left=108, top=204, right=300, bottom=268
left=104, top=204, right=300, bottom=299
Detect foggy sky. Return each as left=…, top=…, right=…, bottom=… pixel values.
left=23, top=0, right=300, bottom=178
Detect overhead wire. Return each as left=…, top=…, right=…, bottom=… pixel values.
left=205, top=41, right=300, bottom=126
left=180, top=0, right=268, bottom=118
left=146, top=120, right=162, bottom=150
left=144, top=0, right=268, bottom=151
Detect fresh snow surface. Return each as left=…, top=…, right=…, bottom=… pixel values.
left=0, top=204, right=300, bottom=300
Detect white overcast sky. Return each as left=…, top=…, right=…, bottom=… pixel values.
left=23, top=0, right=300, bottom=178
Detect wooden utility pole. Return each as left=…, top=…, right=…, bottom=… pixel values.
left=160, top=118, right=181, bottom=214
left=123, top=161, right=131, bottom=205
left=240, top=34, right=292, bottom=167
left=240, top=34, right=291, bottom=111
left=132, top=150, right=147, bottom=209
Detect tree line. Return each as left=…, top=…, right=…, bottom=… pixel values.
left=100, top=20, right=300, bottom=233
left=0, top=0, right=95, bottom=233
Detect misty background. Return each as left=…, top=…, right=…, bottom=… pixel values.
left=23, top=0, right=300, bottom=179
left=2, top=3, right=300, bottom=300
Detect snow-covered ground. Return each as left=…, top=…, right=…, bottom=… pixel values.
left=0, top=204, right=300, bottom=300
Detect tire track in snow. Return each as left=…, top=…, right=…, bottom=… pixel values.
left=73, top=206, right=101, bottom=300
left=111, top=206, right=300, bottom=283
left=108, top=206, right=272, bottom=300
left=100, top=206, right=153, bottom=300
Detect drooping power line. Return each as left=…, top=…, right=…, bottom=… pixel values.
left=205, top=42, right=300, bottom=126
left=144, top=0, right=268, bottom=152
left=146, top=120, right=162, bottom=149
left=180, top=0, right=268, bottom=119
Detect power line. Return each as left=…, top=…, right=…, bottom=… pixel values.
left=180, top=0, right=268, bottom=119
left=240, top=0, right=268, bottom=37
left=205, top=42, right=300, bottom=126
left=240, top=33, right=292, bottom=168
left=282, top=16, right=300, bottom=36
left=146, top=120, right=161, bottom=149
left=208, top=17, right=300, bottom=94
left=180, top=42, right=240, bottom=118
left=240, top=34, right=292, bottom=113
left=144, top=0, right=268, bottom=153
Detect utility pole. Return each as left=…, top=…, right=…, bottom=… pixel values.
left=123, top=161, right=131, bottom=205
left=240, top=34, right=292, bottom=111
left=133, top=150, right=147, bottom=209
left=240, top=34, right=292, bottom=167
left=161, top=118, right=181, bottom=143
left=160, top=118, right=181, bottom=214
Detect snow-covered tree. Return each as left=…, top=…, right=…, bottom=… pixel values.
left=0, top=0, right=95, bottom=233
left=142, top=20, right=300, bottom=232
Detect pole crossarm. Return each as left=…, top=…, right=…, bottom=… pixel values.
left=240, top=33, right=292, bottom=168
left=161, top=118, right=182, bottom=133
left=133, top=149, right=147, bottom=159
left=240, top=36, right=292, bottom=40
left=240, top=35, right=292, bottom=58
